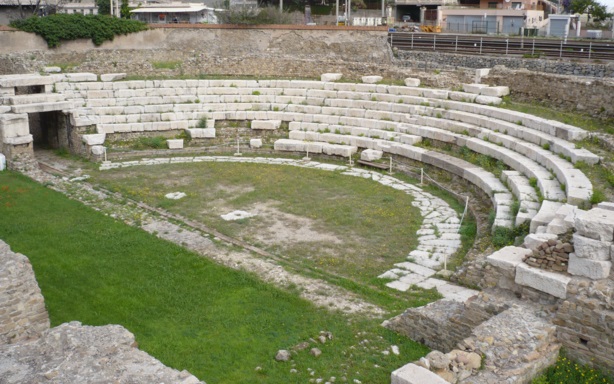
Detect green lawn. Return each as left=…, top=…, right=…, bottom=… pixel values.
left=0, top=171, right=429, bottom=383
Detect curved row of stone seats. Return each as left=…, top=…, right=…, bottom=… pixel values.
left=410, top=112, right=597, bottom=166
left=288, top=118, right=573, bottom=203
left=407, top=106, right=598, bottom=166
left=285, top=111, right=586, bottom=205
left=64, top=79, right=597, bottom=167
left=63, top=78, right=593, bottom=143
left=396, top=123, right=589, bottom=204
left=51, top=76, right=595, bottom=223
left=57, top=76, right=588, bottom=144
left=277, top=135, right=515, bottom=228
left=273, top=139, right=357, bottom=157
left=288, top=122, right=423, bottom=145
left=287, top=121, right=543, bottom=225
left=501, top=171, right=541, bottom=226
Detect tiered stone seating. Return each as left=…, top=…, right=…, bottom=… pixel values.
left=47, top=74, right=600, bottom=229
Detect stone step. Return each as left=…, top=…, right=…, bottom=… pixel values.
left=3, top=93, right=66, bottom=106
left=10, top=101, right=73, bottom=114
left=0, top=74, right=56, bottom=88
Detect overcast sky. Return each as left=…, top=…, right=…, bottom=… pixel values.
left=600, top=0, right=614, bottom=11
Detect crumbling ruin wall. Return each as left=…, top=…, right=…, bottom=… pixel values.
left=486, top=66, right=614, bottom=118
left=0, top=240, right=49, bottom=344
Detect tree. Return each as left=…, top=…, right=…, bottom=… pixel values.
left=120, top=0, right=131, bottom=19
left=570, top=0, right=613, bottom=22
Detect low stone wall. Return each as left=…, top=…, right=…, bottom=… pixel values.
left=395, top=50, right=614, bottom=78
left=485, top=66, right=614, bottom=118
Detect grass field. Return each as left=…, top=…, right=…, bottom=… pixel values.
left=89, top=161, right=426, bottom=287
left=0, top=171, right=431, bottom=383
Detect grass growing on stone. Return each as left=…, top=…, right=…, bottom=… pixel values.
left=0, top=171, right=430, bottom=384
left=89, top=162, right=425, bottom=287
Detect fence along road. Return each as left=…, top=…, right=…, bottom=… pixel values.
left=389, top=32, right=614, bottom=61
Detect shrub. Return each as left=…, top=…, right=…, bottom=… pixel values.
left=11, top=14, right=148, bottom=48
left=196, top=117, right=208, bottom=128
left=492, top=222, right=530, bottom=249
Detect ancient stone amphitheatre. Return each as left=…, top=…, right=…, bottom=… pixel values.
left=0, top=64, right=613, bottom=384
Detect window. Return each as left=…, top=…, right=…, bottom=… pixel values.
left=488, top=2, right=497, bottom=8
left=512, top=2, right=521, bottom=8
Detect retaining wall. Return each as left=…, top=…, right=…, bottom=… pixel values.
left=396, top=50, right=614, bottom=78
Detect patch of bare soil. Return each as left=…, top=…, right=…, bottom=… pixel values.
left=141, top=218, right=383, bottom=317
left=247, top=202, right=343, bottom=246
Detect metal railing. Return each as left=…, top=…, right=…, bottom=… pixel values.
left=389, top=32, right=614, bottom=61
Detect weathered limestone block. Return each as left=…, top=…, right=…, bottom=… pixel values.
left=90, top=145, right=105, bottom=156
left=274, top=139, right=305, bottom=152
left=43, top=66, right=62, bottom=73
left=573, top=233, right=612, bottom=261
left=0, top=114, right=29, bottom=138
left=0, top=74, right=56, bottom=88
left=391, top=363, right=449, bottom=384
left=250, top=139, right=262, bottom=148
left=321, top=73, right=343, bottom=82
left=7, top=93, right=66, bottom=106
left=251, top=120, right=281, bottom=130
left=515, top=262, right=571, bottom=299
left=462, top=83, right=489, bottom=94
left=474, top=95, right=502, bottom=106
left=487, top=246, right=532, bottom=273
left=404, top=78, right=421, bottom=87
left=360, top=149, right=383, bottom=161
left=322, top=143, right=357, bottom=157
left=81, top=134, right=105, bottom=146
left=64, top=73, right=98, bottom=82
left=597, top=202, right=614, bottom=212
left=100, top=73, right=127, bottom=82
left=166, top=139, right=183, bottom=149
left=574, top=208, right=614, bottom=242
left=11, top=101, right=73, bottom=114
left=186, top=128, right=215, bottom=139
left=546, top=217, right=571, bottom=235
left=524, top=233, right=558, bottom=251
left=474, top=68, right=491, bottom=83
left=480, top=86, right=510, bottom=97
left=568, top=253, right=611, bottom=279
left=448, top=91, right=477, bottom=102
left=4, top=135, right=33, bottom=145
left=361, top=76, right=382, bottom=84
left=531, top=201, right=564, bottom=233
